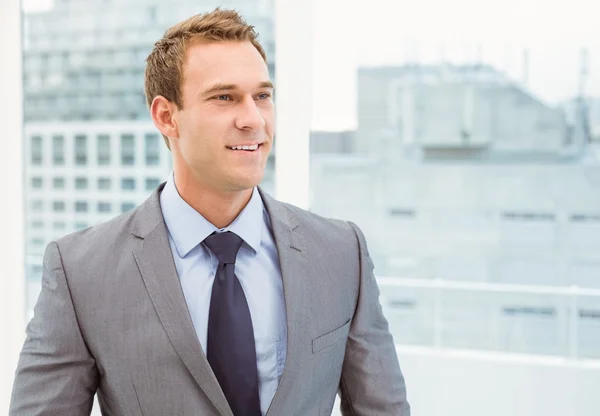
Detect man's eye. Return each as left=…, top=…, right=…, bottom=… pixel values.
left=257, top=93, right=272, bottom=100
left=215, top=95, right=231, bottom=101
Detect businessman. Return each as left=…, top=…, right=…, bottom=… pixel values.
left=10, top=8, right=410, bottom=416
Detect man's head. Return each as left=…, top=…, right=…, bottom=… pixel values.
left=145, top=8, right=274, bottom=192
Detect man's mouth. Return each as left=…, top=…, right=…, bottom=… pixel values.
left=226, top=143, right=262, bottom=151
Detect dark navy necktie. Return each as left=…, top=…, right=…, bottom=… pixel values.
left=204, top=231, right=261, bottom=416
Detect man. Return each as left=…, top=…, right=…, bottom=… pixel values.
left=10, top=8, right=409, bottom=416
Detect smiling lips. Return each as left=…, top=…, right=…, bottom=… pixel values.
left=226, top=143, right=261, bottom=151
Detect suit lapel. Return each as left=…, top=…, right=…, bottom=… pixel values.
left=259, top=189, right=312, bottom=416
left=130, top=186, right=233, bottom=416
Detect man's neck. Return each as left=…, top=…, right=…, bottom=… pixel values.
left=172, top=172, right=253, bottom=230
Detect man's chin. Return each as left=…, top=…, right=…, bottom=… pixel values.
left=226, top=173, right=265, bottom=192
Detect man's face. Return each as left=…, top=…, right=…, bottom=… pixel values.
left=172, top=40, right=274, bottom=192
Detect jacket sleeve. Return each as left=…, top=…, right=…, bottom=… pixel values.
left=339, top=222, right=410, bottom=415
left=10, top=241, right=98, bottom=415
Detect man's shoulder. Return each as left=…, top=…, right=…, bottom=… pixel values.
left=53, top=207, right=140, bottom=261
left=270, top=199, right=360, bottom=242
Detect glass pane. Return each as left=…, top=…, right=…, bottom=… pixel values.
left=98, top=177, right=111, bottom=190
left=121, top=177, right=136, bottom=191
left=31, top=177, right=43, bottom=188
left=75, top=201, right=88, bottom=212
left=75, top=177, right=88, bottom=189
left=52, top=134, right=64, bottom=165
left=121, top=134, right=135, bottom=166
left=145, top=133, right=160, bottom=166
left=30, top=135, right=42, bottom=165
left=74, top=134, right=87, bottom=165
left=145, top=177, right=160, bottom=191
left=121, top=202, right=136, bottom=213
left=97, top=202, right=112, bottom=213
left=97, top=134, right=111, bottom=165
left=52, top=177, right=65, bottom=189
left=309, top=0, right=600, bottom=414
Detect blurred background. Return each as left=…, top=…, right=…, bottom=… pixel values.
left=5, top=0, right=600, bottom=414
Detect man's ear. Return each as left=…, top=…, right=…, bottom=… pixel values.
left=150, top=96, right=180, bottom=139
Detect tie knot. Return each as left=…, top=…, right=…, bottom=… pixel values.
left=203, top=231, right=244, bottom=264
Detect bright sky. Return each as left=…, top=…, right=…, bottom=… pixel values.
left=23, top=0, right=600, bottom=130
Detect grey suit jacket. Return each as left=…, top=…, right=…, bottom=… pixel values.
left=10, top=184, right=410, bottom=416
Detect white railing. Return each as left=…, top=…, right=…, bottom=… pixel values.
left=377, top=277, right=600, bottom=361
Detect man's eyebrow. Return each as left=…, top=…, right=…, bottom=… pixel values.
left=258, top=81, right=275, bottom=90
left=201, top=81, right=275, bottom=96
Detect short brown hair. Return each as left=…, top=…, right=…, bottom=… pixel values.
left=144, top=8, right=268, bottom=149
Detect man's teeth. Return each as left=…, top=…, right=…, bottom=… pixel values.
left=229, top=144, right=259, bottom=151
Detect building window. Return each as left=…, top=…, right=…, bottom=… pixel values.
left=53, top=177, right=65, bottom=189
left=52, top=135, right=65, bottom=165
left=32, top=238, right=45, bottom=247
left=75, top=177, right=88, bottom=189
left=145, top=177, right=160, bottom=191
left=75, top=134, right=88, bottom=165
left=97, top=134, right=111, bottom=165
left=502, top=211, right=556, bottom=222
left=53, top=201, right=65, bottom=212
left=53, top=221, right=66, bottom=230
left=31, top=264, right=43, bottom=277
left=75, top=201, right=88, bottom=212
left=145, top=133, right=160, bottom=165
left=121, top=134, right=135, bottom=165
left=97, top=202, right=112, bottom=213
left=31, top=177, right=43, bottom=188
left=98, top=177, right=111, bottom=190
left=31, top=221, right=44, bottom=229
left=121, top=177, right=136, bottom=191
left=31, top=135, right=43, bottom=165
left=75, top=222, right=88, bottom=230
left=31, top=200, right=44, bottom=211
left=121, top=202, right=136, bottom=212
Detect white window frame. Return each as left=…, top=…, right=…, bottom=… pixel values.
left=1, top=0, right=26, bottom=411
left=274, top=0, right=313, bottom=209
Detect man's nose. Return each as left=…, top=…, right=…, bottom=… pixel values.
left=235, top=97, right=266, bottom=131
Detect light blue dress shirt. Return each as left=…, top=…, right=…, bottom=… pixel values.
left=159, top=172, right=287, bottom=415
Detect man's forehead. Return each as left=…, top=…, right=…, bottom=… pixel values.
left=184, top=40, right=266, bottom=68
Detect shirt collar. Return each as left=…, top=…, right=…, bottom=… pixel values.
left=159, top=171, right=264, bottom=258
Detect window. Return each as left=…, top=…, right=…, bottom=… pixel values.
left=98, top=177, right=111, bottom=190
left=52, top=135, right=64, bottom=165
left=145, top=177, right=160, bottom=191
left=31, top=135, right=43, bottom=165
left=31, top=200, right=43, bottom=211
left=75, top=222, right=88, bottom=230
left=75, top=201, right=88, bottom=212
left=53, top=201, right=65, bottom=212
left=53, top=221, right=66, bottom=230
left=53, top=177, right=65, bottom=189
left=121, top=177, right=136, bottom=191
left=145, top=133, right=160, bottom=165
left=75, top=134, right=87, bottom=165
left=121, top=134, right=135, bottom=165
left=31, top=221, right=44, bottom=229
left=97, top=134, right=111, bottom=165
left=97, top=202, right=111, bottom=213
left=31, top=177, right=43, bottom=188
left=32, top=265, right=43, bottom=277
left=32, top=238, right=45, bottom=247
left=121, top=202, right=136, bottom=213
left=75, top=177, right=88, bottom=189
